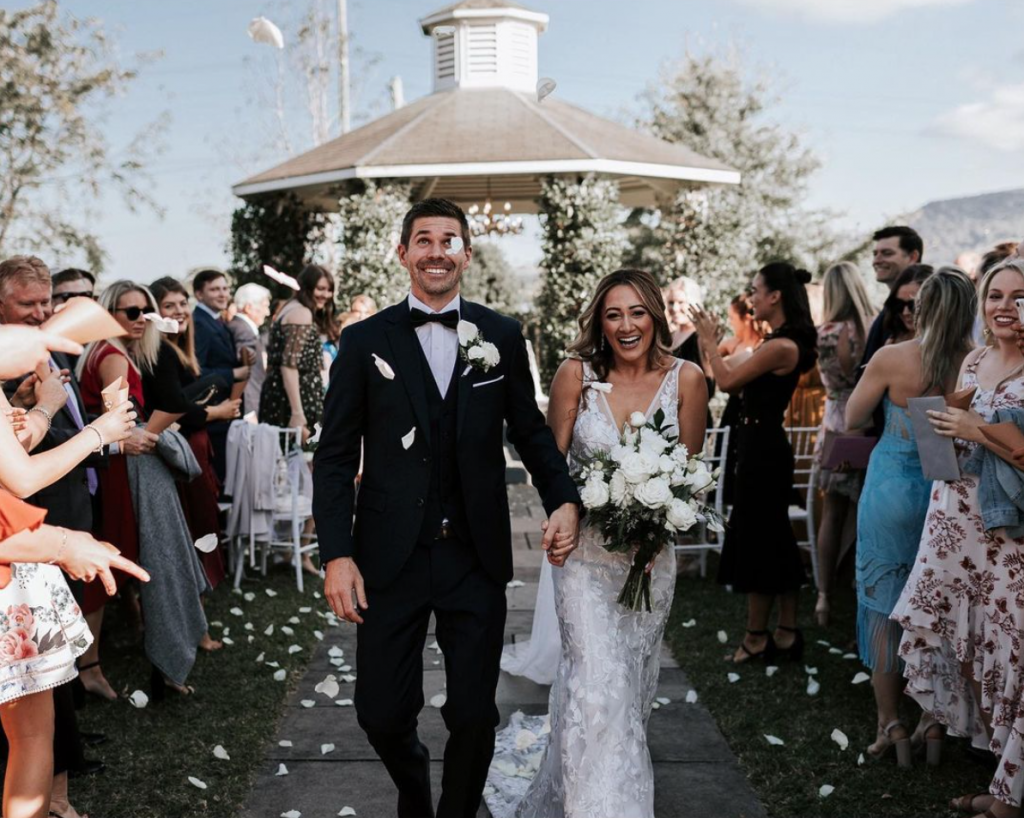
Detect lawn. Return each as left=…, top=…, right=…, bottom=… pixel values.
left=666, top=557, right=998, bottom=818
left=72, top=565, right=327, bottom=818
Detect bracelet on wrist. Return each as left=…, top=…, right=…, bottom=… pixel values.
left=83, top=424, right=105, bottom=453
left=47, top=527, right=68, bottom=565
left=29, top=405, right=53, bottom=431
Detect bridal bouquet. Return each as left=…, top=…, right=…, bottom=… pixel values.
left=576, top=408, right=722, bottom=612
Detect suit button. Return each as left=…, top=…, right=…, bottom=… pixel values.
left=422, top=456, right=431, bottom=464
left=416, top=498, right=425, bottom=508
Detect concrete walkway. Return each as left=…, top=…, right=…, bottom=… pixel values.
left=240, top=486, right=765, bottom=818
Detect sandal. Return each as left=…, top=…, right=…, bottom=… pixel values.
left=911, top=716, right=945, bottom=766
left=727, top=629, right=776, bottom=664
left=867, top=719, right=911, bottom=769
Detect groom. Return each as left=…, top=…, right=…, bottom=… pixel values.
left=313, top=198, right=580, bottom=818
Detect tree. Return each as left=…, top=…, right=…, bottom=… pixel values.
left=228, top=192, right=328, bottom=299
left=627, top=44, right=842, bottom=312
left=460, top=241, right=519, bottom=316
left=334, top=180, right=411, bottom=308
left=535, top=175, right=627, bottom=383
left=0, top=2, right=164, bottom=271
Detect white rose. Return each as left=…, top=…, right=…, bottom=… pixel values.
left=671, top=444, right=690, bottom=464
left=479, top=341, right=500, bottom=368
left=609, top=470, right=628, bottom=506
left=618, top=451, right=657, bottom=484
left=667, top=498, right=698, bottom=531
left=639, top=427, right=670, bottom=456
left=659, top=454, right=676, bottom=475
left=670, top=467, right=688, bottom=487
left=579, top=475, right=610, bottom=509
left=610, top=444, right=631, bottom=464
left=633, top=476, right=673, bottom=509
left=629, top=411, right=647, bottom=428
left=457, top=320, right=479, bottom=346
left=683, top=462, right=713, bottom=493
left=467, top=344, right=486, bottom=361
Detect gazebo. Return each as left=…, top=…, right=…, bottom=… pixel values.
left=232, top=0, right=739, bottom=212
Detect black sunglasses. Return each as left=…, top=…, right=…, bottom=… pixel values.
left=52, top=291, right=96, bottom=304
left=889, top=297, right=916, bottom=314
left=115, top=306, right=155, bottom=321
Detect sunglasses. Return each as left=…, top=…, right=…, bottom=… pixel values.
left=890, top=297, right=916, bottom=314
left=115, top=306, right=155, bottom=321
left=52, top=291, right=96, bottom=304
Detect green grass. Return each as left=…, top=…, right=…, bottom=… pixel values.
left=71, top=565, right=327, bottom=818
left=666, top=557, right=997, bottom=818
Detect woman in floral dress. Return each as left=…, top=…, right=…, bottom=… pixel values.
left=893, top=259, right=1024, bottom=817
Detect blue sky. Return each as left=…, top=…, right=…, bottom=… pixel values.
left=20, top=0, right=1024, bottom=282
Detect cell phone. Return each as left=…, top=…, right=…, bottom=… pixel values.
left=1017, top=297, right=1024, bottom=326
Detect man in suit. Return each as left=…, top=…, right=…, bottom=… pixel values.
left=226, top=282, right=271, bottom=416
left=859, top=225, right=924, bottom=369
left=192, top=269, right=249, bottom=480
left=313, top=199, right=580, bottom=818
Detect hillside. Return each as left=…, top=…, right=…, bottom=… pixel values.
left=907, top=188, right=1023, bottom=265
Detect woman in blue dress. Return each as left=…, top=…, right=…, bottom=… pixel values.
left=846, top=267, right=976, bottom=766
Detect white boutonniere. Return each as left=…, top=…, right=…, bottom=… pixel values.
left=372, top=353, right=396, bottom=380
left=456, top=320, right=500, bottom=376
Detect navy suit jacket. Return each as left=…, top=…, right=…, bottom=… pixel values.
left=193, top=306, right=238, bottom=385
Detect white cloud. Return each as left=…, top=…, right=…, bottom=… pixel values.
left=934, top=83, right=1024, bottom=151
left=734, top=0, right=974, bottom=24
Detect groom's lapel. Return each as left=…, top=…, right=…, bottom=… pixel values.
left=456, top=299, right=482, bottom=441
left=384, top=306, right=432, bottom=447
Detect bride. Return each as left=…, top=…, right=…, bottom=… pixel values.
left=486, top=269, right=709, bottom=818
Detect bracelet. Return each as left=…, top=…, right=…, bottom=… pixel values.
left=47, top=527, right=68, bottom=565
left=29, top=405, right=52, bottom=431
left=83, top=424, right=105, bottom=453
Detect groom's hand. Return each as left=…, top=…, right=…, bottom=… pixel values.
left=324, top=557, right=368, bottom=624
left=542, top=503, right=580, bottom=567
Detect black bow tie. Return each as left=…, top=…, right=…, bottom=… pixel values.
left=410, top=308, right=459, bottom=329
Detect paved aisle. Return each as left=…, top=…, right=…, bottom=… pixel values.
left=240, top=487, right=765, bottom=818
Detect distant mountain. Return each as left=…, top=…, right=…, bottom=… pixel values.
left=907, top=188, right=1023, bottom=266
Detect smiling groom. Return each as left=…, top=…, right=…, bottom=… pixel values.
left=313, top=198, right=581, bottom=818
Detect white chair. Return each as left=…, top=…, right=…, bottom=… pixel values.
left=786, top=425, right=820, bottom=588
left=674, top=426, right=730, bottom=577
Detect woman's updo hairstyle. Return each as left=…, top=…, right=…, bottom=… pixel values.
left=758, top=261, right=818, bottom=373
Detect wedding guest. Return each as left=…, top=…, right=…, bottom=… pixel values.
left=691, top=262, right=818, bottom=663
left=227, top=282, right=271, bottom=415
left=145, top=277, right=241, bottom=607
left=79, top=281, right=209, bottom=699
left=192, top=270, right=249, bottom=481
left=848, top=267, right=975, bottom=767
left=895, top=260, right=1024, bottom=815
left=881, top=264, right=933, bottom=346
left=860, top=226, right=923, bottom=368
left=665, top=276, right=714, bottom=404
left=350, top=293, right=377, bottom=320
left=811, top=261, right=875, bottom=626
left=50, top=269, right=95, bottom=307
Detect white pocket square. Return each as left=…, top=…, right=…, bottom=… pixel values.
left=372, top=353, right=395, bottom=380
left=472, top=375, right=504, bottom=388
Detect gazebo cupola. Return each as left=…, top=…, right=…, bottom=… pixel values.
left=419, top=1, right=549, bottom=94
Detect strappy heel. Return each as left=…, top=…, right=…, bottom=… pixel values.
left=911, top=715, right=946, bottom=766
left=773, top=625, right=804, bottom=662
left=729, top=629, right=776, bottom=664
left=868, top=719, right=912, bottom=769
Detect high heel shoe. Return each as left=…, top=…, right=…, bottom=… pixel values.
left=727, top=629, right=776, bottom=664
left=867, top=719, right=912, bottom=769
left=814, top=592, right=830, bottom=627
left=910, top=716, right=946, bottom=766
left=773, top=625, right=804, bottom=662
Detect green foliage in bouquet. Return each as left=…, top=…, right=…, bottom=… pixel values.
left=575, top=406, right=722, bottom=612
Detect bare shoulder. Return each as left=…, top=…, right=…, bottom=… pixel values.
left=676, top=358, right=709, bottom=398
left=282, top=303, right=313, bottom=325
left=551, top=358, right=585, bottom=394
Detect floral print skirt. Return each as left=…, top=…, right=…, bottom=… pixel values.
left=0, top=563, right=92, bottom=705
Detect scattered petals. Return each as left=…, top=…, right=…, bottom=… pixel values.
left=144, top=313, right=179, bottom=334
left=276, top=763, right=290, bottom=777
left=685, top=689, right=698, bottom=703
left=851, top=672, right=870, bottom=685
left=321, top=743, right=335, bottom=755
left=188, top=776, right=208, bottom=789
left=222, top=636, right=235, bottom=646
left=262, top=264, right=300, bottom=290
left=335, top=698, right=354, bottom=706
left=264, top=624, right=274, bottom=636
left=831, top=729, right=849, bottom=751
left=372, top=354, right=396, bottom=380
left=816, top=639, right=831, bottom=647
left=805, top=666, right=818, bottom=675
left=281, top=626, right=295, bottom=636
left=281, top=811, right=301, bottom=818
left=266, top=588, right=278, bottom=597
left=300, top=699, right=315, bottom=708
left=288, top=644, right=302, bottom=654
left=337, top=810, right=356, bottom=817
left=842, top=653, right=858, bottom=660
left=807, top=677, right=821, bottom=696
left=651, top=701, right=661, bottom=710
left=247, top=17, right=285, bottom=49
left=213, top=745, right=230, bottom=760
left=727, top=672, right=740, bottom=683
left=429, top=693, right=447, bottom=708
left=308, top=423, right=322, bottom=445
left=717, top=630, right=728, bottom=644
left=656, top=697, right=670, bottom=705
left=194, top=533, right=218, bottom=553
left=857, top=753, right=865, bottom=766
left=764, top=734, right=785, bottom=746
left=506, top=580, right=525, bottom=589
left=314, top=630, right=324, bottom=640
left=229, top=607, right=244, bottom=616
left=329, top=646, right=344, bottom=658
left=129, top=690, right=149, bottom=709
left=256, top=652, right=265, bottom=663
left=278, top=740, right=293, bottom=747
left=288, top=617, right=300, bottom=624
left=681, top=618, right=696, bottom=628
left=340, top=674, right=356, bottom=683
left=273, top=669, right=287, bottom=681
left=315, top=675, right=340, bottom=699
left=765, top=666, right=779, bottom=677
left=829, top=647, right=843, bottom=655
left=244, top=592, right=256, bottom=602
left=819, top=785, right=835, bottom=798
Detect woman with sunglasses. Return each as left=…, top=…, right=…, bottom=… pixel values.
left=882, top=265, right=934, bottom=347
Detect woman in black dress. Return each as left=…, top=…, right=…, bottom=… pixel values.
left=691, top=262, right=818, bottom=664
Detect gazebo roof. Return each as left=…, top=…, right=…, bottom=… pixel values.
left=232, top=87, right=740, bottom=212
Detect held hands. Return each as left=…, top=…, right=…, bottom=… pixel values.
left=541, top=502, right=580, bottom=566
left=927, top=406, right=984, bottom=442
left=58, top=530, right=150, bottom=595
left=121, top=426, right=158, bottom=456
left=324, top=557, right=367, bottom=624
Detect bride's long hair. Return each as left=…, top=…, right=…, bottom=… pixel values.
left=566, top=269, right=674, bottom=381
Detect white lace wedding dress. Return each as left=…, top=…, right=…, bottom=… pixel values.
left=485, top=360, right=681, bottom=818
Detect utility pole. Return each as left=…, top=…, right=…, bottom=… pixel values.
left=337, top=0, right=350, bottom=134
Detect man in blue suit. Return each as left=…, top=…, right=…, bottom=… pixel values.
left=192, top=269, right=249, bottom=481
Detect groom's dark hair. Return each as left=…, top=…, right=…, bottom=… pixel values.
left=400, top=198, right=472, bottom=249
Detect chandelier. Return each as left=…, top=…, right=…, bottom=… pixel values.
left=466, top=200, right=524, bottom=237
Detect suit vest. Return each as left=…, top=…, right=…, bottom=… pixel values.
left=416, top=349, right=469, bottom=545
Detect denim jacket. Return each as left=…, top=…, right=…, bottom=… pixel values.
left=962, top=407, right=1024, bottom=539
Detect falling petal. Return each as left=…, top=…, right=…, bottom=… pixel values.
left=273, top=669, right=287, bottom=681
left=727, top=672, right=740, bottom=683
left=262, top=264, right=300, bottom=291
left=401, top=427, right=416, bottom=450
left=143, top=313, right=180, bottom=334
left=717, top=630, right=728, bottom=644
left=308, top=423, right=322, bottom=445
left=188, top=776, right=208, bottom=789
left=129, top=690, right=149, bottom=709
left=247, top=17, right=285, bottom=49
left=429, top=693, right=447, bottom=708
left=321, top=743, right=335, bottom=755
left=831, top=729, right=849, bottom=751
left=194, top=533, right=218, bottom=553
left=536, top=77, right=556, bottom=102
left=372, top=354, right=396, bottom=380
left=807, top=677, right=821, bottom=696
left=685, top=689, right=698, bottom=703
left=764, top=734, right=785, bottom=746
left=213, top=745, right=230, bottom=760
left=851, top=672, right=870, bottom=685
left=446, top=236, right=464, bottom=256
left=766, top=666, right=779, bottom=677
left=819, top=785, right=835, bottom=798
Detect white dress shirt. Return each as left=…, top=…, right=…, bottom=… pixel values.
left=408, top=292, right=460, bottom=397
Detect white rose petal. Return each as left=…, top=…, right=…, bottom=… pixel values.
left=243, top=592, right=255, bottom=602
left=402, top=427, right=416, bottom=450
left=682, top=619, right=696, bottom=628
left=281, top=812, right=301, bottom=818
left=222, top=636, right=235, bottom=646
left=506, top=580, right=525, bottom=588
left=281, top=626, right=294, bottom=636
left=446, top=236, right=464, bottom=256
left=819, top=785, right=835, bottom=798
left=666, top=497, right=698, bottom=530
left=264, top=624, right=274, bottom=636
left=314, top=630, right=324, bottom=640
left=372, top=354, right=395, bottom=380
left=273, top=669, right=287, bottom=681
left=279, top=739, right=293, bottom=747
left=852, top=672, right=870, bottom=685
left=457, top=320, right=479, bottom=346
left=766, top=666, right=779, bottom=677
left=256, top=652, right=265, bottom=663
left=340, top=674, right=356, bottom=683
left=244, top=622, right=254, bottom=631
left=805, top=666, right=818, bottom=675
left=536, top=76, right=556, bottom=102
left=194, top=534, right=218, bottom=553
left=651, top=701, right=661, bottom=710
left=831, top=729, right=849, bottom=751
left=807, top=677, right=821, bottom=696
left=685, top=689, right=698, bottom=703
left=656, top=697, right=671, bottom=705
left=288, top=644, right=302, bottom=655
left=639, top=427, right=670, bottom=456
left=288, top=616, right=300, bottom=624
left=189, top=776, right=208, bottom=789
left=842, top=652, right=858, bottom=660
left=329, top=646, right=344, bottom=658
left=308, top=423, right=322, bottom=445
left=321, top=743, right=335, bottom=755
left=429, top=693, right=447, bottom=708
left=857, top=753, right=865, bottom=766
left=717, top=630, right=728, bottom=644
left=129, top=690, right=148, bottom=709
left=230, top=607, right=244, bottom=616
left=727, top=673, right=740, bottom=683
left=634, top=476, right=673, bottom=509
left=589, top=381, right=613, bottom=393
left=315, top=675, right=340, bottom=699
left=275, top=763, right=289, bottom=776
left=335, top=698, right=354, bottom=706
left=579, top=475, right=611, bottom=509
left=338, top=809, right=357, bottom=817
left=629, top=411, right=647, bottom=428
left=266, top=588, right=278, bottom=597
left=829, top=647, right=843, bottom=655
left=266, top=661, right=280, bottom=668
left=213, top=745, right=230, bottom=760
left=764, top=734, right=785, bottom=746
left=300, top=699, right=315, bottom=708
